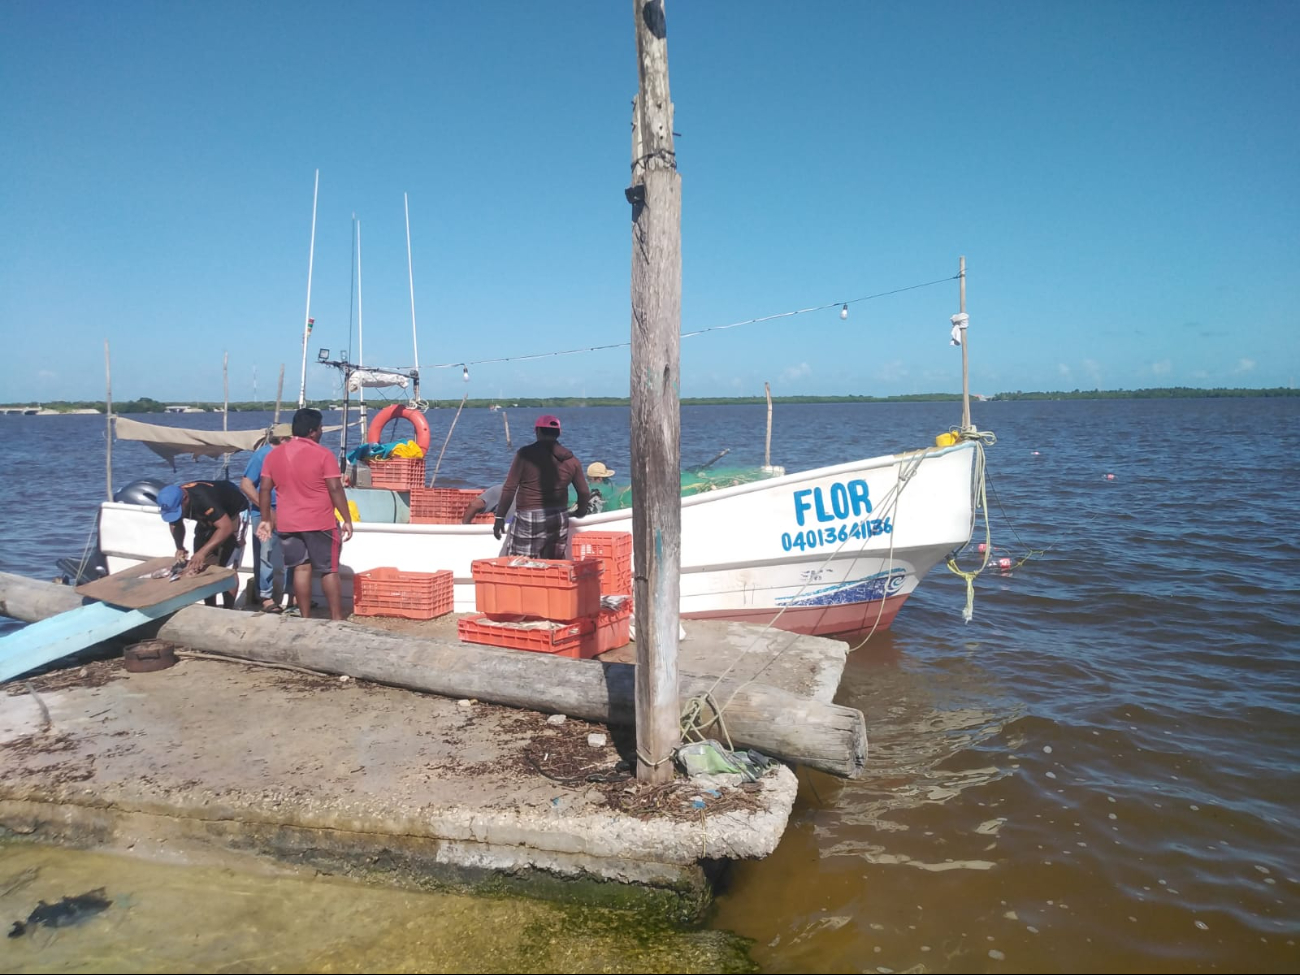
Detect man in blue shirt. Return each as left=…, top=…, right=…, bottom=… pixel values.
left=240, top=423, right=291, bottom=612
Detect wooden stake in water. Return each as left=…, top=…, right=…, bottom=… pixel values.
left=629, top=0, right=682, bottom=784
left=274, top=364, right=285, bottom=426
left=104, top=340, right=113, bottom=501
left=297, top=169, right=319, bottom=409
left=501, top=409, right=512, bottom=449
left=764, top=381, right=773, bottom=468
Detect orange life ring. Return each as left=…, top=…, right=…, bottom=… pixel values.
left=367, top=404, right=431, bottom=452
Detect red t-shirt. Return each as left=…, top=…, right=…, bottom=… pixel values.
left=261, top=438, right=342, bottom=532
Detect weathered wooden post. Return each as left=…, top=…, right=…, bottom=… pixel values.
left=628, top=0, right=682, bottom=784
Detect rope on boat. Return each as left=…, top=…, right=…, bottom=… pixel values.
left=944, top=429, right=997, bottom=622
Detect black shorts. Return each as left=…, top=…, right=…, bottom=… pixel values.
left=280, top=529, right=341, bottom=574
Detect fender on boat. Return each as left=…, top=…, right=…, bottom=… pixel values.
left=367, top=404, right=431, bottom=452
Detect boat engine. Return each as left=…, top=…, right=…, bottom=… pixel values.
left=114, top=477, right=169, bottom=506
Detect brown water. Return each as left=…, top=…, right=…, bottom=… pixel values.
left=2, top=398, right=1298, bottom=972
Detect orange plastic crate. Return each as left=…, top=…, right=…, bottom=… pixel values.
left=572, top=531, right=633, bottom=596
left=593, top=603, right=632, bottom=653
left=458, top=614, right=600, bottom=659
left=368, top=457, right=426, bottom=490
left=352, top=567, right=453, bottom=620
left=409, top=487, right=490, bottom=524
left=471, top=557, right=602, bottom=622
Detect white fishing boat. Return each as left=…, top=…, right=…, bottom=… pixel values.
left=92, top=434, right=984, bottom=641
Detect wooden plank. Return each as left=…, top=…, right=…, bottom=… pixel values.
left=0, top=572, right=868, bottom=777
left=75, top=556, right=237, bottom=610
left=0, top=573, right=235, bottom=684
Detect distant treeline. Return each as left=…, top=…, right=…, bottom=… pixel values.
left=5, top=387, right=1296, bottom=413
left=989, top=386, right=1299, bottom=401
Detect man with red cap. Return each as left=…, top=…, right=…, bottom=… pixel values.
left=494, top=414, right=591, bottom=559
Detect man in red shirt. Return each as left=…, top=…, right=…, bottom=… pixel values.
left=255, top=408, right=353, bottom=620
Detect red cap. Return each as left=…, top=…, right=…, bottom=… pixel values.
left=534, top=414, right=561, bottom=432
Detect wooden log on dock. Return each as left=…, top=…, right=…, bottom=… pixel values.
left=0, top=573, right=868, bottom=778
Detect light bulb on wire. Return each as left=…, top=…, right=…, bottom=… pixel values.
left=840, top=303, right=849, bottom=320
left=462, top=365, right=470, bottom=382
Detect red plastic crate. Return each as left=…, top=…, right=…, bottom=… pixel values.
left=352, top=567, right=453, bottom=620
left=572, top=531, right=633, bottom=596
left=471, top=557, right=602, bottom=621
left=368, top=457, right=426, bottom=490
left=593, top=603, right=632, bottom=653
left=409, top=487, right=492, bottom=524
left=458, top=614, right=601, bottom=659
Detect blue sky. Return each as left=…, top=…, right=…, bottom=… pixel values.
left=2, top=1, right=1296, bottom=403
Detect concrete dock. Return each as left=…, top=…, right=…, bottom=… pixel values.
left=0, top=618, right=850, bottom=919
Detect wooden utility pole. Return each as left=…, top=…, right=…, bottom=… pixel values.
left=629, top=0, right=682, bottom=784
left=959, top=255, right=971, bottom=431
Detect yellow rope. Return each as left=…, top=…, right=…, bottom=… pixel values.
left=944, top=429, right=996, bottom=622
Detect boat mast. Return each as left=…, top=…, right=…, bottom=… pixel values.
left=959, top=255, right=971, bottom=432
left=340, top=213, right=357, bottom=465
left=404, top=192, right=421, bottom=405
left=297, top=168, right=319, bottom=409
left=104, top=340, right=113, bottom=501
left=222, top=351, right=229, bottom=479
left=356, top=218, right=367, bottom=432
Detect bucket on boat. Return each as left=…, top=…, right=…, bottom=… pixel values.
left=934, top=431, right=960, bottom=448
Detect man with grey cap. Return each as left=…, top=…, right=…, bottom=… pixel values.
left=240, top=422, right=292, bottom=612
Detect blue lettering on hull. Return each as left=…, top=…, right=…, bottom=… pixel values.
left=793, top=479, right=873, bottom=527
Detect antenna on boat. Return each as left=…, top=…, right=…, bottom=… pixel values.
left=404, top=192, right=422, bottom=407
left=297, top=169, right=319, bottom=409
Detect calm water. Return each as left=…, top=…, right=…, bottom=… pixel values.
left=1, top=399, right=1298, bottom=973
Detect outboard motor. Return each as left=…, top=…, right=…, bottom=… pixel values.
left=114, top=477, right=169, bottom=506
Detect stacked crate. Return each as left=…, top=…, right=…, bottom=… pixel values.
left=367, top=457, right=426, bottom=490
left=408, top=487, right=493, bottom=524
left=352, top=567, right=454, bottom=620
left=459, top=545, right=632, bottom=658
left=572, top=532, right=634, bottom=597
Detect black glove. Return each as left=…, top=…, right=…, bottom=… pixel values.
left=493, top=517, right=505, bottom=540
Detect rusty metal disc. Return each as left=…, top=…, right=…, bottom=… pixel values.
left=123, top=640, right=178, bottom=673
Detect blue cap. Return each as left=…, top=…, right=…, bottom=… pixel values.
left=157, top=484, right=184, bottom=522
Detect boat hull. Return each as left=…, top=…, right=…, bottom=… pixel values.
left=98, top=442, right=978, bottom=641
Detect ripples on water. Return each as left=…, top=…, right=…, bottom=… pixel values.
left=2, top=399, right=1298, bottom=972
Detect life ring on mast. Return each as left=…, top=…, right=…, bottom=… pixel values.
left=367, top=404, right=431, bottom=452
